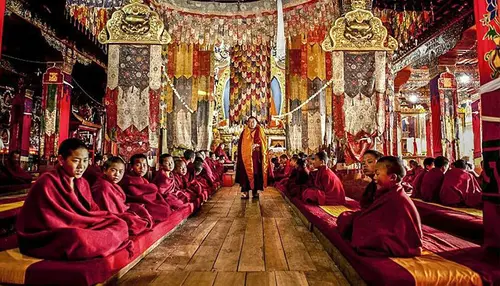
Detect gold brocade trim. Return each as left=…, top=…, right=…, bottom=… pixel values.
left=0, top=248, right=42, bottom=284
left=98, top=0, right=171, bottom=45
left=390, top=251, right=483, bottom=286
left=307, top=44, right=326, bottom=80
left=325, top=86, right=333, bottom=116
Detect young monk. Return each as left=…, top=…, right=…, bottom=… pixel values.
left=183, top=149, right=196, bottom=180
left=302, top=151, right=346, bottom=205
left=152, top=154, right=189, bottom=211
left=92, top=156, right=153, bottom=235
left=196, top=151, right=219, bottom=189
left=411, top=157, right=434, bottom=198
left=337, top=156, right=423, bottom=257
left=286, top=157, right=310, bottom=198
left=16, top=139, right=130, bottom=260
left=420, top=156, right=449, bottom=202
left=275, top=156, right=298, bottom=191
left=120, top=154, right=172, bottom=221
left=173, top=159, right=206, bottom=202
left=83, top=154, right=104, bottom=186
left=403, top=160, right=423, bottom=185
left=274, top=154, right=292, bottom=182
left=359, top=150, right=383, bottom=209
left=193, top=158, right=216, bottom=196
left=214, top=143, right=230, bottom=162
left=439, top=160, right=482, bottom=208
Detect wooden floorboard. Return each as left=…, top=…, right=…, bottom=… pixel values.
left=117, top=186, right=350, bottom=286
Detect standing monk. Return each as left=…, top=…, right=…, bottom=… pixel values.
left=236, top=116, right=268, bottom=199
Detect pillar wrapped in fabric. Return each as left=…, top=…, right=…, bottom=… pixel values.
left=321, top=0, right=397, bottom=162
left=98, top=0, right=171, bottom=159
left=41, top=67, right=64, bottom=159
left=474, top=0, right=500, bottom=249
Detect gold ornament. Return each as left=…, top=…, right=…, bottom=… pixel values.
left=322, top=4, right=397, bottom=52
left=98, top=0, right=171, bottom=45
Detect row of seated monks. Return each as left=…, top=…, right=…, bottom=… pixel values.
left=273, top=149, right=484, bottom=258
left=14, top=138, right=225, bottom=260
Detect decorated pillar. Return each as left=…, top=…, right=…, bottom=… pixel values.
left=474, top=0, right=500, bottom=250
left=321, top=0, right=397, bottom=163
left=41, top=67, right=64, bottom=159
left=9, top=83, right=33, bottom=156
left=471, top=99, right=482, bottom=160
left=438, top=72, right=460, bottom=161
left=59, top=49, right=76, bottom=144
left=98, top=0, right=170, bottom=160
left=429, top=76, right=443, bottom=157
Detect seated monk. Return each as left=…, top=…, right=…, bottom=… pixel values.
left=196, top=151, right=219, bottom=189
left=286, top=157, right=309, bottom=198
left=420, top=156, right=449, bottom=202
left=83, top=154, right=104, bottom=187
left=274, top=154, right=292, bottom=182
left=173, top=159, right=206, bottom=202
left=92, top=156, right=153, bottom=235
left=275, top=156, right=298, bottom=191
left=337, top=156, right=423, bottom=257
left=214, top=143, right=230, bottom=162
left=302, top=151, right=345, bottom=205
left=120, top=154, right=172, bottom=222
left=359, top=150, right=383, bottom=209
left=209, top=152, right=224, bottom=180
left=0, top=150, right=32, bottom=185
left=152, top=154, right=189, bottom=211
left=193, top=159, right=216, bottom=196
left=16, top=139, right=130, bottom=260
left=411, top=157, right=434, bottom=198
left=403, top=160, right=423, bottom=185
left=440, top=160, right=482, bottom=208
left=183, top=149, right=196, bottom=181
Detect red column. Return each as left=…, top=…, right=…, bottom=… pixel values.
left=471, top=99, right=482, bottom=160
left=429, top=76, right=443, bottom=156
left=58, top=73, right=72, bottom=143
left=474, top=0, right=500, bottom=250
left=9, top=86, right=33, bottom=156
left=0, top=0, right=5, bottom=59
left=20, top=90, right=33, bottom=156
left=425, top=114, right=433, bottom=157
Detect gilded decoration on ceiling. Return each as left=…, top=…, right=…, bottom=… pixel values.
left=98, top=0, right=171, bottom=44
left=322, top=0, right=397, bottom=52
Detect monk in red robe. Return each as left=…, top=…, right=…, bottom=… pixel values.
left=182, top=149, right=196, bottom=180
left=275, top=156, right=298, bottom=191
left=193, top=159, right=216, bottom=195
left=403, top=160, right=423, bottom=185
left=285, top=157, right=309, bottom=198
left=92, top=156, right=153, bottom=235
left=337, top=156, right=423, bottom=257
left=0, top=150, right=32, bottom=185
left=420, top=156, right=449, bottom=202
left=174, top=159, right=205, bottom=202
left=16, top=139, right=130, bottom=260
left=152, top=154, right=189, bottom=211
left=215, top=143, right=230, bottom=162
left=235, top=116, right=268, bottom=199
left=274, top=154, right=292, bottom=182
left=83, top=154, right=104, bottom=187
left=411, top=157, right=434, bottom=198
left=209, top=152, right=224, bottom=180
left=302, top=151, right=346, bottom=205
left=196, top=151, right=219, bottom=189
left=120, top=154, right=172, bottom=222
left=359, top=150, right=383, bottom=209
left=440, top=160, right=482, bottom=208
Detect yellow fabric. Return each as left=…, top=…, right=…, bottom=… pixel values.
left=0, top=201, right=24, bottom=213
left=390, top=251, right=483, bottom=286
left=412, top=199, right=483, bottom=217
left=191, top=77, right=199, bottom=110
left=307, top=44, right=326, bottom=80
left=325, top=86, right=333, bottom=116
left=320, top=205, right=352, bottom=217
left=0, top=248, right=42, bottom=284
left=240, top=125, right=268, bottom=190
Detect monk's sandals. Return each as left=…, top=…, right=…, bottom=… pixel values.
left=241, top=192, right=249, bottom=199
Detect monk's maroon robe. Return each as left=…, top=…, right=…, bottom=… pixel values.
left=1, top=161, right=32, bottom=185
left=214, top=146, right=229, bottom=161
left=285, top=167, right=309, bottom=198
left=83, top=164, right=102, bottom=187
left=274, top=161, right=292, bottom=182
left=359, top=180, right=377, bottom=209
left=420, top=168, right=445, bottom=202
left=202, top=160, right=220, bottom=189
left=439, top=168, right=483, bottom=208
left=337, top=184, right=423, bottom=257
left=92, top=177, right=153, bottom=235
left=301, top=166, right=346, bottom=205
left=152, top=170, right=190, bottom=210
left=16, top=167, right=130, bottom=260
left=120, top=174, right=172, bottom=222
left=403, top=166, right=423, bottom=185
left=411, top=169, right=428, bottom=198
left=195, top=169, right=216, bottom=196
left=174, top=173, right=205, bottom=202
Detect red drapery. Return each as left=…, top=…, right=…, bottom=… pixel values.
left=58, top=73, right=72, bottom=144
left=426, top=114, right=433, bottom=157
left=0, top=0, right=5, bottom=59
left=474, top=0, right=500, bottom=249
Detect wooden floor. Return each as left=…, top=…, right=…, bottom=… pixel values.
left=117, top=186, right=350, bottom=286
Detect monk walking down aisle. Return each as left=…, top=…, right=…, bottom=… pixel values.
left=235, top=116, right=269, bottom=199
